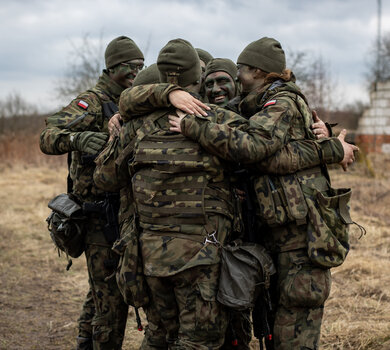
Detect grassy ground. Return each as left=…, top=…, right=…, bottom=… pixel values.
left=0, top=156, right=389, bottom=349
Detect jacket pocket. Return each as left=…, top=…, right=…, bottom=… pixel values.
left=302, top=185, right=352, bottom=268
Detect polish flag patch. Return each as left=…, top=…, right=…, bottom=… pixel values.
left=264, top=99, right=276, bottom=107
left=77, top=100, right=89, bottom=109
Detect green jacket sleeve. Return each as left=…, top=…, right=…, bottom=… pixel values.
left=181, top=100, right=294, bottom=164
left=39, top=92, right=102, bottom=155
left=181, top=100, right=344, bottom=172
left=257, top=137, right=344, bottom=174
left=119, top=83, right=181, bottom=122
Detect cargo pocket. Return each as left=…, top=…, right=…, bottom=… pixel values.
left=253, top=175, right=288, bottom=227
left=195, top=282, right=223, bottom=340
left=92, top=317, right=112, bottom=344
left=302, top=185, right=352, bottom=268
left=254, top=174, right=307, bottom=227
left=279, top=260, right=331, bottom=308
left=113, top=218, right=149, bottom=307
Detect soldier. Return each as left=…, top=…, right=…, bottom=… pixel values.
left=40, top=36, right=144, bottom=350
left=204, top=58, right=238, bottom=107
left=169, top=37, right=359, bottom=349
left=97, top=39, right=357, bottom=350
left=195, top=47, right=214, bottom=75
left=195, top=48, right=214, bottom=101
left=95, top=38, right=250, bottom=349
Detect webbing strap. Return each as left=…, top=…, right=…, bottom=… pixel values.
left=141, top=215, right=206, bottom=225
left=142, top=230, right=206, bottom=243
left=135, top=153, right=203, bottom=162
left=137, top=203, right=204, bottom=215
left=115, top=137, right=136, bottom=166
left=135, top=192, right=202, bottom=202
left=139, top=140, right=198, bottom=148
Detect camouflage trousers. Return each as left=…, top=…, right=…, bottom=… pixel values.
left=272, top=249, right=331, bottom=350
left=221, top=309, right=252, bottom=350
left=145, top=263, right=228, bottom=349
left=84, top=242, right=129, bottom=350
left=139, top=302, right=171, bottom=350
left=77, top=288, right=95, bottom=340
left=77, top=214, right=128, bottom=350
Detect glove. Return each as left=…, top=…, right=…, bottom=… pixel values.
left=70, top=131, right=109, bottom=155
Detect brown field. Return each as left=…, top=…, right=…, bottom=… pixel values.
left=0, top=120, right=389, bottom=349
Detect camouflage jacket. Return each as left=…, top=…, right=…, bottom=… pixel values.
left=96, top=84, right=252, bottom=277
left=39, top=71, right=124, bottom=203
left=180, top=80, right=343, bottom=252
left=119, top=83, right=343, bottom=174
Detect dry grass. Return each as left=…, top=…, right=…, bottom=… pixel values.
left=0, top=163, right=145, bottom=350
left=0, top=130, right=389, bottom=349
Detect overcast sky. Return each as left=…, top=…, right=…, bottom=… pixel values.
left=1, top=0, right=389, bottom=113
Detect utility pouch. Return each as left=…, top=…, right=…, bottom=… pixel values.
left=301, top=184, right=352, bottom=268
left=113, top=218, right=149, bottom=308
left=253, top=174, right=307, bottom=227
left=46, top=193, right=86, bottom=258
left=217, top=240, right=275, bottom=310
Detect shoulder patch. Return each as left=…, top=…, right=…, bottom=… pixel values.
left=77, top=100, right=89, bottom=110
left=264, top=99, right=277, bottom=108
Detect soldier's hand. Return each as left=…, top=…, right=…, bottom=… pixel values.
left=338, top=129, right=359, bottom=171
left=168, top=90, right=210, bottom=117
left=311, top=110, right=329, bottom=139
left=71, top=131, right=109, bottom=155
left=168, top=109, right=187, bottom=133
left=108, top=113, right=122, bottom=140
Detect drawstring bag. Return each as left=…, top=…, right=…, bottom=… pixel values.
left=217, top=240, right=276, bottom=310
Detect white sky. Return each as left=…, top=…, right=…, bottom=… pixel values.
left=1, top=0, right=389, bottom=113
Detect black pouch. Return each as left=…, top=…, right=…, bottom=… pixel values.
left=46, top=193, right=86, bottom=258
left=217, top=240, right=276, bottom=310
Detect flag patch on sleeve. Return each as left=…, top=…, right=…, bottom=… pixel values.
left=264, top=100, right=276, bottom=107
left=77, top=100, right=89, bottom=109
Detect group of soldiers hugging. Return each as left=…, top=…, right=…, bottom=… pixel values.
left=40, top=35, right=359, bottom=350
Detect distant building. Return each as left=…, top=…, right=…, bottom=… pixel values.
left=356, top=81, right=390, bottom=153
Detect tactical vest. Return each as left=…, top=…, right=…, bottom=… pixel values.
left=125, top=110, right=234, bottom=234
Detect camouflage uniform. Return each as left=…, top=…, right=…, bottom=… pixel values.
left=179, top=80, right=344, bottom=349
left=97, top=82, right=344, bottom=349
left=97, top=82, right=247, bottom=349
left=40, top=71, right=128, bottom=350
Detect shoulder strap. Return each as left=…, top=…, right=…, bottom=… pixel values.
left=115, top=109, right=169, bottom=167
left=88, top=88, right=118, bottom=119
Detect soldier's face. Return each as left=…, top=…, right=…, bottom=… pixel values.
left=237, top=64, right=257, bottom=93
left=110, top=59, right=144, bottom=88
left=204, top=71, right=236, bottom=107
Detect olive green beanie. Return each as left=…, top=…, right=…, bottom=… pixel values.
left=157, top=39, right=201, bottom=87
left=133, top=63, right=160, bottom=86
left=195, top=48, right=214, bottom=64
left=237, top=37, right=286, bottom=74
left=105, top=36, right=144, bottom=69
left=205, top=58, right=237, bottom=81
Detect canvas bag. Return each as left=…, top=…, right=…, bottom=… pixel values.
left=217, top=240, right=276, bottom=310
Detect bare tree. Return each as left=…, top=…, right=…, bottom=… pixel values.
left=287, top=50, right=339, bottom=117
left=0, top=92, right=38, bottom=118
left=54, top=33, right=104, bottom=102
left=365, top=31, right=390, bottom=87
